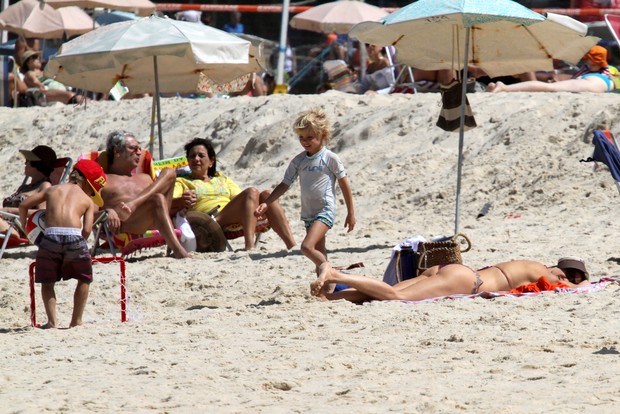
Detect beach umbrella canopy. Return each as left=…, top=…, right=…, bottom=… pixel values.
left=44, top=0, right=156, bottom=17
left=94, top=10, right=140, bottom=26
left=0, top=0, right=97, bottom=39
left=290, top=0, right=388, bottom=35
left=349, top=0, right=599, bottom=233
left=46, top=15, right=263, bottom=158
left=57, top=6, right=99, bottom=36
left=290, top=1, right=390, bottom=80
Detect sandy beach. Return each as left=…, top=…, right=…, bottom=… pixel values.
left=1, top=91, right=620, bottom=412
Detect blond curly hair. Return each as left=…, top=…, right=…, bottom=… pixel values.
left=293, top=108, right=332, bottom=144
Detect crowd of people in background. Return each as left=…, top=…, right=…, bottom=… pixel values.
left=4, top=5, right=620, bottom=105
left=166, top=7, right=620, bottom=97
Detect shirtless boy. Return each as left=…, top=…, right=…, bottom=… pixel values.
left=19, top=160, right=106, bottom=328
left=312, top=259, right=590, bottom=303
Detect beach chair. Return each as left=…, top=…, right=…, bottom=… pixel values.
left=581, top=129, right=620, bottom=195
left=0, top=156, right=73, bottom=259
left=603, top=15, right=620, bottom=92
left=605, top=14, right=620, bottom=52
left=0, top=55, right=17, bottom=108
left=28, top=256, right=128, bottom=327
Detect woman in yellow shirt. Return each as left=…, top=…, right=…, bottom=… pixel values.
left=172, top=138, right=296, bottom=251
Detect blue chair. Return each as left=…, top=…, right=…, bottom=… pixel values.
left=581, top=129, right=620, bottom=195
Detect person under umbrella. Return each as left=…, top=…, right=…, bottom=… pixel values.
left=488, top=46, right=615, bottom=93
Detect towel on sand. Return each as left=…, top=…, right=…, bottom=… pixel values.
left=403, top=277, right=619, bottom=304
left=509, top=276, right=568, bottom=293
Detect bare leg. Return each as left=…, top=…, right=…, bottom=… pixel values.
left=0, top=217, right=20, bottom=238
left=70, top=280, right=90, bottom=328
left=118, top=169, right=176, bottom=221
left=43, top=90, right=80, bottom=104
left=311, top=268, right=403, bottom=301
left=301, top=221, right=329, bottom=268
left=488, top=78, right=608, bottom=93
left=215, top=188, right=259, bottom=250
left=259, top=190, right=295, bottom=249
left=315, top=264, right=480, bottom=302
left=437, top=69, right=455, bottom=84
left=120, top=193, right=189, bottom=258
left=40, top=283, right=58, bottom=329
left=319, top=266, right=439, bottom=303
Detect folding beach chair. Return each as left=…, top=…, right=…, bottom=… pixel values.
left=0, top=156, right=73, bottom=259
left=603, top=15, right=620, bottom=91
left=605, top=14, right=620, bottom=52
left=581, top=129, right=620, bottom=195
left=0, top=55, right=17, bottom=108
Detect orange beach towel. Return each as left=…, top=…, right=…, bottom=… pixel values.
left=509, top=276, right=569, bottom=294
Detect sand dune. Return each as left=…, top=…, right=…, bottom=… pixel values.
left=1, top=91, right=619, bottom=412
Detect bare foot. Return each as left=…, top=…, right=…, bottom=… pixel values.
left=39, top=322, right=57, bottom=329
left=69, top=320, right=84, bottom=328
left=116, top=202, right=133, bottom=221
left=173, top=250, right=190, bottom=259
left=487, top=81, right=505, bottom=93
left=310, top=262, right=332, bottom=297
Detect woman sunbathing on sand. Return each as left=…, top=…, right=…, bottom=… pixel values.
left=311, top=259, right=590, bottom=304
left=488, top=46, right=615, bottom=94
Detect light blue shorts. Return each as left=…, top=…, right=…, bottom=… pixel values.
left=303, top=213, right=333, bottom=229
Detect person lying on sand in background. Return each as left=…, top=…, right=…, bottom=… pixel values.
left=488, top=46, right=615, bottom=94
left=311, top=258, right=590, bottom=304
left=255, top=108, right=355, bottom=272
left=19, top=160, right=106, bottom=329
left=100, top=130, right=189, bottom=259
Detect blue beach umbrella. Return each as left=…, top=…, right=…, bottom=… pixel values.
left=350, top=0, right=598, bottom=233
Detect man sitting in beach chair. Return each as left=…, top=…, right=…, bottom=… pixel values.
left=95, top=130, right=189, bottom=259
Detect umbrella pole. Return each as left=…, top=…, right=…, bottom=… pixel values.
left=454, top=27, right=471, bottom=235
left=153, top=56, right=163, bottom=160
left=149, top=96, right=156, bottom=155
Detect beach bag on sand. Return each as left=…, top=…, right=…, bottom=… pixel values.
left=383, top=236, right=426, bottom=285
left=395, top=243, right=419, bottom=283
left=416, top=233, right=472, bottom=274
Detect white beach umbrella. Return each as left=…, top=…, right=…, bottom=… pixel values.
left=349, top=0, right=599, bottom=233
left=0, top=0, right=96, bottom=39
left=290, top=1, right=390, bottom=81
left=46, top=15, right=263, bottom=158
left=290, top=0, right=388, bottom=35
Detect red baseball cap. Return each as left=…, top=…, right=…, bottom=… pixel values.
left=73, top=159, right=107, bottom=207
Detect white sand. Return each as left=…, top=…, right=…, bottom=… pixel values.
left=1, top=91, right=620, bottom=412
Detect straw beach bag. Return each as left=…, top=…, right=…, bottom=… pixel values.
left=416, top=233, right=472, bottom=275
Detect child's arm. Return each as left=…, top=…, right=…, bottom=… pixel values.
left=19, top=191, right=46, bottom=230
left=255, top=182, right=290, bottom=217
left=82, top=202, right=95, bottom=241
left=338, top=176, right=355, bottom=232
